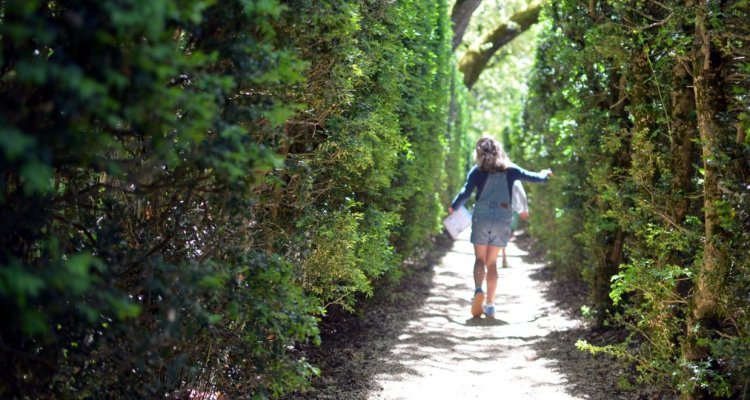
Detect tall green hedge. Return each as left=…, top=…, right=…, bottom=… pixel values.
left=0, top=0, right=466, bottom=398
left=519, top=1, right=749, bottom=397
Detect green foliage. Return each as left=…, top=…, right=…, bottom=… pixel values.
left=0, top=0, right=465, bottom=397
left=389, top=0, right=454, bottom=254
left=296, top=206, right=398, bottom=310
left=520, top=0, right=750, bottom=397
left=445, top=67, right=472, bottom=204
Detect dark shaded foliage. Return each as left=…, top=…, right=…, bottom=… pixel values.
left=517, top=0, right=749, bottom=397
left=0, top=0, right=467, bottom=398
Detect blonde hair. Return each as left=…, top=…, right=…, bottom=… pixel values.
left=474, top=136, right=510, bottom=172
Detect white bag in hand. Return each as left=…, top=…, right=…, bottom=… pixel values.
left=443, top=205, right=472, bottom=239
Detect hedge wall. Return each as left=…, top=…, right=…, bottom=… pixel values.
left=0, top=0, right=468, bottom=398
left=518, top=1, right=750, bottom=397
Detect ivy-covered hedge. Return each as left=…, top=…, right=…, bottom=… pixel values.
left=0, top=0, right=467, bottom=398
left=518, top=1, right=749, bottom=397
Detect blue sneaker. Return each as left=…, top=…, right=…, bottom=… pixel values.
left=484, top=303, right=496, bottom=318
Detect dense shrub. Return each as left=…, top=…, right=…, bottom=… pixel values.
left=520, top=0, right=749, bottom=397
left=0, top=0, right=466, bottom=398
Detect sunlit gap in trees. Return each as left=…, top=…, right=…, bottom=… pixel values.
left=456, top=0, right=547, bottom=158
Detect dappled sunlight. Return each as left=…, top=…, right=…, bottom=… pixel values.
left=368, top=228, right=582, bottom=399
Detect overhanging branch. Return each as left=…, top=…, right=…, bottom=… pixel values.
left=451, top=0, right=483, bottom=51
left=458, top=1, right=543, bottom=89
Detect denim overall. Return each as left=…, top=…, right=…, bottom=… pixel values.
left=470, top=172, right=513, bottom=247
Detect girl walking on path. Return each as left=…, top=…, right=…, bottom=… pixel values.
left=448, top=136, right=552, bottom=318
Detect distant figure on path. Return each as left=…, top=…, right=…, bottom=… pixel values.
left=448, top=136, right=552, bottom=318
left=503, top=180, right=529, bottom=268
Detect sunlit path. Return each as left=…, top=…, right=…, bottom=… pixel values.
left=369, top=228, right=581, bottom=399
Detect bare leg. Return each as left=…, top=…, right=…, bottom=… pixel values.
left=470, top=244, right=490, bottom=317
left=501, top=247, right=507, bottom=267
left=485, top=246, right=501, bottom=304
left=473, top=244, right=488, bottom=289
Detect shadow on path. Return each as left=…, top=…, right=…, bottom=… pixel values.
left=514, top=232, right=675, bottom=400
left=282, top=234, right=455, bottom=399
left=283, top=231, right=669, bottom=399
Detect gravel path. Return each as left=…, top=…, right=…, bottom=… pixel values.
left=287, top=230, right=663, bottom=400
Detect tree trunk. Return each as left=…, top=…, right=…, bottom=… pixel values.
left=451, top=0, right=482, bottom=51
left=458, top=1, right=543, bottom=89
left=683, top=3, right=729, bottom=398
left=669, top=61, right=696, bottom=225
